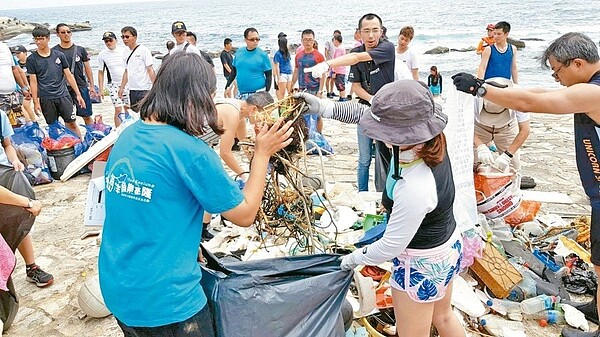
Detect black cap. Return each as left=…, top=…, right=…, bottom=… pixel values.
left=102, top=31, right=117, bottom=40
left=277, top=32, right=287, bottom=38
left=10, top=45, right=27, bottom=54
left=172, top=21, right=187, bottom=33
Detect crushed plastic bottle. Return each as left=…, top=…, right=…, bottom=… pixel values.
left=520, top=295, right=558, bottom=314
left=525, top=309, right=566, bottom=324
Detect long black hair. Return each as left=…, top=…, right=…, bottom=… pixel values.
left=139, top=52, right=222, bottom=137
left=278, top=37, right=290, bottom=60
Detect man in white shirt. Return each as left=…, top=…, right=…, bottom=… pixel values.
left=118, top=26, right=155, bottom=112
left=395, top=26, right=419, bottom=81
left=168, top=21, right=214, bottom=68
left=97, top=31, right=128, bottom=126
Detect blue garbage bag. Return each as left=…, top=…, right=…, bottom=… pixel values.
left=200, top=246, right=352, bottom=337
left=304, top=114, right=334, bottom=155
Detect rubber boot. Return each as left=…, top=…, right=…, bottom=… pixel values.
left=563, top=294, right=599, bottom=325
left=561, top=327, right=600, bottom=337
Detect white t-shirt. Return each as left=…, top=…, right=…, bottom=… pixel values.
left=123, top=44, right=154, bottom=90
left=0, top=43, right=17, bottom=95
left=97, top=46, right=126, bottom=85
left=169, top=42, right=201, bottom=56
left=394, top=48, right=419, bottom=80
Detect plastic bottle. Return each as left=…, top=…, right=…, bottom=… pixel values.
left=496, top=299, right=523, bottom=321
left=525, top=309, right=566, bottom=324
left=520, top=295, right=558, bottom=314
left=479, top=314, right=525, bottom=336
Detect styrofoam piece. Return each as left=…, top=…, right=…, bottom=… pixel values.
left=563, top=303, right=590, bottom=332
left=451, top=276, right=487, bottom=318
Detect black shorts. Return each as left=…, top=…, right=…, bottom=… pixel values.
left=129, top=90, right=148, bottom=112
left=40, top=96, right=75, bottom=124
left=334, top=74, right=346, bottom=92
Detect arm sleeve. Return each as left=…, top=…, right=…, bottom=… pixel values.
left=327, top=101, right=369, bottom=124
left=263, top=53, right=272, bottom=71
left=219, top=52, right=227, bottom=65
left=58, top=53, right=69, bottom=69
left=428, top=75, right=432, bottom=86
left=348, top=64, right=361, bottom=83
left=348, top=169, right=438, bottom=266
left=225, top=66, right=237, bottom=89
left=439, top=75, right=443, bottom=93
left=25, top=56, right=37, bottom=74
left=81, top=47, right=90, bottom=62
left=264, top=69, right=272, bottom=91
left=367, top=41, right=395, bottom=66
left=143, top=48, right=153, bottom=67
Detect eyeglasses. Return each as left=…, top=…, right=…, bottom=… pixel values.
left=302, top=38, right=314, bottom=42
left=246, top=38, right=260, bottom=42
left=551, top=59, right=574, bottom=79
left=59, top=30, right=72, bottom=34
left=33, top=37, right=46, bottom=42
left=121, top=35, right=132, bottom=39
left=360, top=28, right=381, bottom=35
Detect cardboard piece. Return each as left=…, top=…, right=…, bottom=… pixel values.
left=84, top=161, right=106, bottom=227
left=470, top=242, right=523, bottom=298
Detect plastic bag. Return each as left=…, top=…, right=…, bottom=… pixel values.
left=200, top=246, right=352, bottom=337
left=504, top=200, right=541, bottom=226
left=460, top=228, right=484, bottom=271
left=304, top=114, right=334, bottom=155
left=83, top=115, right=112, bottom=149
left=90, top=85, right=102, bottom=104
left=11, top=123, right=53, bottom=185
left=43, top=122, right=84, bottom=155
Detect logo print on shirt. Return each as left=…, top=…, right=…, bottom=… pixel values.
left=55, top=58, right=61, bottom=65
left=106, top=158, right=155, bottom=203
left=75, top=55, right=81, bottom=62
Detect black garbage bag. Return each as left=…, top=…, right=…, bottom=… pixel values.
left=0, top=164, right=36, bottom=332
left=200, top=246, right=353, bottom=337
left=563, top=258, right=598, bottom=295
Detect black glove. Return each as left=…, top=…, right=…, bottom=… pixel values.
left=451, top=72, right=485, bottom=96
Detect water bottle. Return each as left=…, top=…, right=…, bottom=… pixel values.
left=520, top=295, right=557, bottom=314
left=525, top=309, right=566, bottom=324
left=496, top=299, right=523, bottom=321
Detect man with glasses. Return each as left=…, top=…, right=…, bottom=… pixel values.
left=292, top=29, right=326, bottom=99
left=97, top=31, right=128, bottom=126
left=53, top=23, right=95, bottom=125
left=304, top=13, right=395, bottom=192
left=477, top=21, right=518, bottom=83
left=118, top=26, right=155, bottom=112
left=26, top=26, right=85, bottom=138
left=452, top=32, right=600, bottom=337
left=225, top=28, right=272, bottom=100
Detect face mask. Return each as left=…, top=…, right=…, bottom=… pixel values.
left=397, top=148, right=417, bottom=163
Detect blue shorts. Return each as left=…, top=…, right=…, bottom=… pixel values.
left=68, top=86, right=93, bottom=117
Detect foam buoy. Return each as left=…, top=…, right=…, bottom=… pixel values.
left=78, top=275, right=111, bottom=318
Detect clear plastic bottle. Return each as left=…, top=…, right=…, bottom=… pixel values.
left=520, top=295, right=558, bottom=314
left=525, top=309, right=566, bottom=324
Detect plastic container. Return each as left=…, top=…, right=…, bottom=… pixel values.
left=532, top=249, right=561, bottom=273
left=525, top=309, right=566, bottom=324
left=363, top=214, right=385, bottom=231
left=47, top=146, right=76, bottom=180
left=520, top=295, right=558, bottom=314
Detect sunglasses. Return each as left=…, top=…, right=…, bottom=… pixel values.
left=59, top=30, right=72, bottom=34
left=104, top=39, right=115, bottom=43
left=246, top=38, right=260, bottom=42
left=121, top=35, right=133, bottom=39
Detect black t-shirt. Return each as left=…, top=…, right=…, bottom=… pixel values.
left=52, top=44, right=90, bottom=87
left=348, top=40, right=395, bottom=99
left=26, top=49, right=70, bottom=99
left=220, top=50, right=233, bottom=77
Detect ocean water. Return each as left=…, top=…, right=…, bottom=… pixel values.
left=2, top=0, right=599, bottom=88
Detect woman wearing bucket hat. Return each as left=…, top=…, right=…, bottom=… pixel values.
left=295, top=80, right=465, bottom=337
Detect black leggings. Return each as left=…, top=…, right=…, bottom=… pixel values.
left=117, top=305, right=216, bottom=337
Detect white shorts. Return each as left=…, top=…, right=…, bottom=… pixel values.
left=108, top=82, right=130, bottom=107
left=278, top=73, right=293, bottom=83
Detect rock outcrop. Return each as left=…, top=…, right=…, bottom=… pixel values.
left=425, top=46, right=450, bottom=54
left=0, top=17, right=92, bottom=41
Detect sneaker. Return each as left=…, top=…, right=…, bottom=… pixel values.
left=326, top=93, right=333, bottom=99
left=26, top=265, right=54, bottom=287
left=347, top=94, right=353, bottom=100
left=331, top=93, right=339, bottom=97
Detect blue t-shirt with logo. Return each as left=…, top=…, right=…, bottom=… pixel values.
left=98, top=120, right=244, bottom=327
left=232, top=47, right=272, bottom=93
left=273, top=50, right=292, bottom=75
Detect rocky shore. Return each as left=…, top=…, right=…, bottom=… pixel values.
left=0, top=17, right=91, bottom=41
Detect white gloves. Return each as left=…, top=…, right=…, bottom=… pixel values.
left=293, top=92, right=334, bottom=118
left=304, top=61, right=330, bottom=79
left=493, top=152, right=512, bottom=172
left=476, top=144, right=494, bottom=165
left=340, top=254, right=358, bottom=271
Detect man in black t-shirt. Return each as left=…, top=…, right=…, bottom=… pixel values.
left=52, top=23, right=95, bottom=125
left=27, top=26, right=85, bottom=138
left=304, top=13, right=395, bottom=192
left=220, top=38, right=235, bottom=98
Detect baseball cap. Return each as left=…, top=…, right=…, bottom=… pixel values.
left=277, top=32, right=287, bottom=38
left=487, top=23, right=496, bottom=30
left=360, top=80, right=447, bottom=146
left=172, top=21, right=187, bottom=33
left=102, top=31, right=117, bottom=41
left=10, top=45, right=27, bottom=54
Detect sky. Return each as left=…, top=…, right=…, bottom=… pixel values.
left=0, top=0, right=165, bottom=10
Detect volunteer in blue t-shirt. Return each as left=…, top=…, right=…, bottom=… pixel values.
left=225, top=27, right=272, bottom=100
left=98, top=52, right=293, bottom=336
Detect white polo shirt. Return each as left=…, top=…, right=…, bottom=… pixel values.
left=123, top=44, right=154, bottom=90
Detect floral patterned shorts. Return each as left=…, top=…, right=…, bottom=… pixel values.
left=390, top=232, right=463, bottom=303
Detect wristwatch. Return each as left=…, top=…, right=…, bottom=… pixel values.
left=504, top=150, right=514, bottom=158
left=476, top=84, right=487, bottom=97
